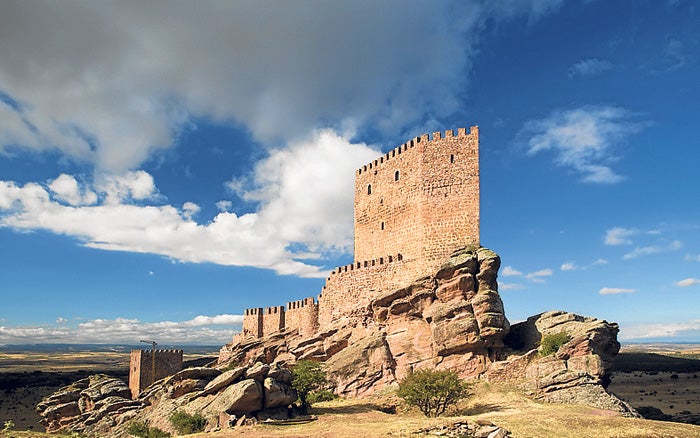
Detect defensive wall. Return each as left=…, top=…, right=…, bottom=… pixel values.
left=128, top=349, right=183, bottom=399
left=234, top=126, right=480, bottom=341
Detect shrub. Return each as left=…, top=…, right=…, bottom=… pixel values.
left=169, top=411, right=206, bottom=435
left=539, top=332, right=571, bottom=356
left=307, top=388, right=337, bottom=404
left=2, top=420, right=14, bottom=433
left=126, top=421, right=171, bottom=438
left=397, top=369, right=471, bottom=417
left=291, top=360, right=328, bottom=414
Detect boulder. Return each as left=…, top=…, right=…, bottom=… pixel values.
left=200, top=366, right=247, bottom=396
left=263, top=377, right=297, bottom=409
left=205, top=379, right=263, bottom=416
left=170, top=366, right=221, bottom=382
left=245, top=362, right=270, bottom=381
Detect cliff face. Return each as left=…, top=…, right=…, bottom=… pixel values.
left=219, top=247, right=628, bottom=413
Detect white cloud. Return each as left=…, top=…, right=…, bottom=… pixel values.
left=685, top=253, right=700, bottom=262
left=55, top=317, right=67, bottom=324
left=605, top=227, right=638, bottom=245
left=522, top=106, right=646, bottom=183
left=48, top=174, right=97, bottom=206
left=560, top=262, right=576, bottom=271
left=568, top=58, right=612, bottom=78
left=0, top=131, right=379, bottom=277
left=0, top=314, right=243, bottom=345
left=676, top=278, right=700, bottom=287
left=620, top=319, right=700, bottom=341
left=592, top=258, right=608, bottom=266
left=599, top=287, right=637, bottom=295
left=215, top=200, right=232, bottom=212
left=181, top=202, right=200, bottom=220
left=623, top=240, right=683, bottom=260
left=526, top=268, right=553, bottom=282
left=500, top=282, right=524, bottom=291
left=501, top=265, right=523, bottom=276
left=0, top=1, right=487, bottom=174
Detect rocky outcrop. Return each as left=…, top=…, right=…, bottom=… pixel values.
left=37, top=362, right=298, bottom=436
left=221, top=247, right=511, bottom=396
left=219, top=247, right=627, bottom=413
left=36, top=374, right=141, bottom=433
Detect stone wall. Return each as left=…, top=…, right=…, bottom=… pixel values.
left=263, top=306, right=285, bottom=335
left=241, top=307, right=263, bottom=339
left=285, top=297, right=319, bottom=337
left=128, top=349, right=183, bottom=399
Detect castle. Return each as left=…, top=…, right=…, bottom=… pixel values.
left=128, top=349, right=183, bottom=399
left=235, top=126, right=480, bottom=342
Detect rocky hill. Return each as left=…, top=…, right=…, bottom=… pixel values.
left=37, top=247, right=635, bottom=435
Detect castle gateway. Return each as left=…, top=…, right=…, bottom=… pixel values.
left=236, top=126, right=479, bottom=341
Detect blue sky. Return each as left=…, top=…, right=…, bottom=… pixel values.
left=0, top=1, right=698, bottom=345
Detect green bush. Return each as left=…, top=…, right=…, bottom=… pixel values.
left=307, top=388, right=337, bottom=404
left=397, top=369, right=471, bottom=417
left=169, top=411, right=206, bottom=435
left=2, top=420, right=14, bottom=433
left=126, top=421, right=171, bottom=438
left=291, top=360, right=329, bottom=414
left=539, top=332, right=571, bottom=356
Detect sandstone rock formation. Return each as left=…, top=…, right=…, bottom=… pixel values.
left=37, top=362, right=297, bottom=436
left=219, top=247, right=628, bottom=415
left=38, top=247, right=632, bottom=436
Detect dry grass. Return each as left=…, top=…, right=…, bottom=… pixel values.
left=190, top=382, right=700, bottom=438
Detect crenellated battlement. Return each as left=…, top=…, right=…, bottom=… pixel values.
left=324, top=253, right=404, bottom=283
left=233, top=124, right=480, bottom=343
left=287, top=297, right=316, bottom=310
left=357, top=127, right=475, bottom=175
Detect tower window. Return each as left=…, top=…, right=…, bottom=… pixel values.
left=381, top=222, right=385, bottom=230
left=367, top=184, right=372, bottom=195
left=394, top=170, right=400, bottom=181
left=450, top=154, right=455, bottom=163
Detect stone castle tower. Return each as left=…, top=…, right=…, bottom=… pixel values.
left=235, top=126, right=480, bottom=340
left=128, top=349, right=183, bottom=399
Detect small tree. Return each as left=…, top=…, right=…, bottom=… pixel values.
left=539, top=332, right=571, bottom=357
left=397, top=369, right=470, bottom=417
left=127, top=421, right=171, bottom=438
left=291, top=360, right=328, bottom=414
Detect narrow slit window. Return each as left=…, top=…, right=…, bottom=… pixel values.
left=395, top=170, right=400, bottom=181
left=450, top=154, right=455, bottom=163
left=381, top=222, right=385, bottom=230
left=367, top=184, right=372, bottom=195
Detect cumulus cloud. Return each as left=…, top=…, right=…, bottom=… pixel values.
left=599, top=287, right=637, bottom=295
left=560, top=262, right=576, bottom=271
left=676, top=278, right=700, bottom=287
left=215, top=200, right=232, bottom=212
left=0, top=1, right=485, bottom=173
left=48, top=174, right=97, bottom=206
left=521, top=106, right=647, bottom=183
left=526, top=269, right=553, bottom=282
left=620, top=319, right=700, bottom=341
left=622, top=240, right=683, bottom=260
left=568, top=58, right=612, bottom=78
left=500, top=282, right=524, bottom=291
left=685, top=253, right=700, bottom=262
left=0, top=131, right=379, bottom=277
left=605, top=227, right=638, bottom=245
left=501, top=266, right=523, bottom=276
left=0, top=314, right=243, bottom=345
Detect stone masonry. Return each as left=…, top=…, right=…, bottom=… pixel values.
left=234, top=126, right=480, bottom=341
left=128, top=349, right=183, bottom=399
